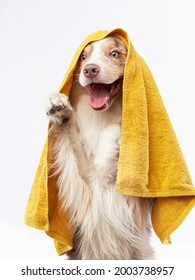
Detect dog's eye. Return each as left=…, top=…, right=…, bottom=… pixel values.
left=110, top=51, right=119, bottom=58
left=80, top=53, right=87, bottom=61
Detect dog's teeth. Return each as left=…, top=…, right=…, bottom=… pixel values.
left=91, top=84, right=95, bottom=90
left=110, top=84, right=115, bottom=93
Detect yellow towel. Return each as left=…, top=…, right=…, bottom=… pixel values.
left=24, top=28, right=195, bottom=255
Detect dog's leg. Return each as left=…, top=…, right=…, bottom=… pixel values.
left=94, top=123, right=121, bottom=185
left=46, top=92, right=91, bottom=242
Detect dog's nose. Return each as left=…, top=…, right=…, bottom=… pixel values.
left=83, top=64, right=100, bottom=78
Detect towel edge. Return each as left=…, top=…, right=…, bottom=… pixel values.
left=158, top=197, right=195, bottom=243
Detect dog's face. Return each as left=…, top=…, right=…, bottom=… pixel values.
left=78, top=36, right=127, bottom=111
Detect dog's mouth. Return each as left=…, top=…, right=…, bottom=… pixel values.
left=87, top=78, right=123, bottom=110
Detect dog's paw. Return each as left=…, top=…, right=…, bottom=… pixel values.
left=46, top=92, right=73, bottom=125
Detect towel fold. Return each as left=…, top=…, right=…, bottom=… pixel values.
left=24, top=28, right=195, bottom=255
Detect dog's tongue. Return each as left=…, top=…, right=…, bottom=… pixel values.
left=89, top=83, right=110, bottom=110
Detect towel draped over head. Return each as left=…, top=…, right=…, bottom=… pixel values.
left=24, top=28, right=195, bottom=255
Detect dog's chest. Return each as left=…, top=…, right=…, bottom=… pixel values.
left=74, top=94, right=122, bottom=158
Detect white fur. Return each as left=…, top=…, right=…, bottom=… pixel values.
left=46, top=37, right=154, bottom=260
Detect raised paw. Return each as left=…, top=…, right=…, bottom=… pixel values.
left=46, top=92, right=73, bottom=125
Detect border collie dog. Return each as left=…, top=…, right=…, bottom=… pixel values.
left=46, top=36, right=154, bottom=260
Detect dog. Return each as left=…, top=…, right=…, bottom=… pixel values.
left=46, top=36, right=154, bottom=260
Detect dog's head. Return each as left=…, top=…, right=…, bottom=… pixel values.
left=77, top=36, right=127, bottom=111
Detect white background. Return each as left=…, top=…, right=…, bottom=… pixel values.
left=0, top=0, right=195, bottom=260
